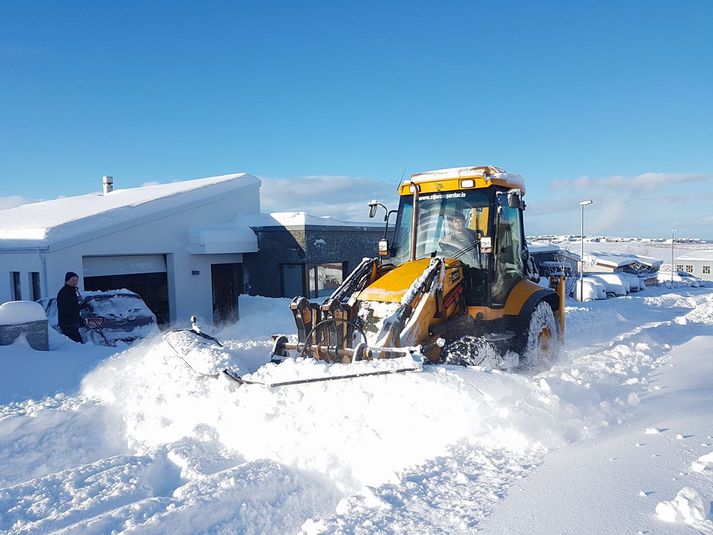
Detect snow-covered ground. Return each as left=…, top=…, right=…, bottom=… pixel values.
left=1, top=289, right=713, bottom=534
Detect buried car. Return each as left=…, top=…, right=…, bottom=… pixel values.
left=38, top=289, right=159, bottom=345
left=586, top=273, right=629, bottom=297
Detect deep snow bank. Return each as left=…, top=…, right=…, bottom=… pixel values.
left=2, top=290, right=713, bottom=534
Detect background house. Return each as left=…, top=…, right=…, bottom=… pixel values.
left=240, top=212, right=383, bottom=298
left=674, top=250, right=713, bottom=282
left=527, top=242, right=580, bottom=278
left=0, top=174, right=384, bottom=327
left=586, top=251, right=662, bottom=286
left=0, top=174, right=261, bottom=326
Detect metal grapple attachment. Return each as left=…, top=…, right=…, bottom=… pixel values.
left=273, top=256, right=448, bottom=364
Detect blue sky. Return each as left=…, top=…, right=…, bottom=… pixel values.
left=1, top=1, right=712, bottom=238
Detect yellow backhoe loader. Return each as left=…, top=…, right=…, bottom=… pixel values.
left=270, top=165, right=566, bottom=374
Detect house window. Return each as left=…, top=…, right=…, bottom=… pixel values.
left=10, top=271, right=21, bottom=300
left=307, top=263, right=345, bottom=298
left=703, top=266, right=710, bottom=275
left=685, top=265, right=693, bottom=273
left=30, top=272, right=41, bottom=301
left=676, top=264, right=684, bottom=272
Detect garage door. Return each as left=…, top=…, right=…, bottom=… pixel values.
left=83, top=255, right=169, bottom=326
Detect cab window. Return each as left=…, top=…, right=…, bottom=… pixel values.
left=491, top=196, right=525, bottom=305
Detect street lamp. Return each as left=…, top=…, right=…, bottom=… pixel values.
left=671, top=229, right=677, bottom=284
left=579, top=200, right=594, bottom=301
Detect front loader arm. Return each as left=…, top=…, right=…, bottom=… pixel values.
left=275, top=257, right=451, bottom=363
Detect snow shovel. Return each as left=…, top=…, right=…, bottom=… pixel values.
left=84, top=316, right=116, bottom=347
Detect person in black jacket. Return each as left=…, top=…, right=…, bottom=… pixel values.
left=57, top=271, right=84, bottom=343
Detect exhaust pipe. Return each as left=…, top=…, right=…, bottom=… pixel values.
left=102, top=175, right=114, bottom=194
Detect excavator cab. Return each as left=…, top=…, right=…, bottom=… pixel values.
left=384, top=184, right=529, bottom=308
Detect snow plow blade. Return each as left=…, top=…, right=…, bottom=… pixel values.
left=221, top=335, right=439, bottom=388
left=163, top=316, right=426, bottom=387
left=221, top=364, right=421, bottom=388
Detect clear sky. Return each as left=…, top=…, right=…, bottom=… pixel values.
left=1, top=1, right=712, bottom=238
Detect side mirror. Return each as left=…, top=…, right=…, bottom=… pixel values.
left=368, top=200, right=378, bottom=219
left=378, top=239, right=389, bottom=256
left=506, top=189, right=526, bottom=210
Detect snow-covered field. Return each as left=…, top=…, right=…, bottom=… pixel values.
left=1, top=289, right=713, bottom=534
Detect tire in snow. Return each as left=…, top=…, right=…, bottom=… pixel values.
left=519, top=300, right=560, bottom=368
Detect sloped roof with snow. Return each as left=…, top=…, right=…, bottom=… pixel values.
left=0, top=173, right=260, bottom=248
left=528, top=242, right=580, bottom=259
left=590, top=250, right=663, bottom=269
left=242, top=211, right=381, bottom=229
left=187, top=211, right=380, bottom=254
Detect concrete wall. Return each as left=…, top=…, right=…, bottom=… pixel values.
left=244, top=226, right=382, bottom=298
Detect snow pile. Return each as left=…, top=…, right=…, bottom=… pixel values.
left=1, top=291, right=713, bottom=533
left=655, top=487, right=713, bottom=530
left=0, top=301, right=46, bottom=325
left=693, top=452, right=713, bottom=474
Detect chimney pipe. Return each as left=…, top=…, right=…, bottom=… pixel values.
left=102, top=175, right=114, bottom=194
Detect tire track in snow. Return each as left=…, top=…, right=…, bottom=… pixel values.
left=300, top=444, right=539, bottom=534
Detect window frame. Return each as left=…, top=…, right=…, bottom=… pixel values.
left=29, top=272, right=41, bottom=301
left=10, top=271, right=21, bottom=300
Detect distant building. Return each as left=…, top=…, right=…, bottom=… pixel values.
left=586, top=251, right=662, bottom=285
left=239, top=213, right=383, bottom=298
left=674, top=250, right=713, bottom=282
left=0, top=174, right=382, bottom=327
left=527, top=242, right=580, bottom=278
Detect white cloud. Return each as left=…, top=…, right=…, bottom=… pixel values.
left=258, top=172, right=713, bottom=239
left=550, top=172, right=712, bottom=191
left=526, top=172, right=713, bottom=239
left=258, top=175, right=399, bottom=222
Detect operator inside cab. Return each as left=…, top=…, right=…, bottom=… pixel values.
left=439, top=212, right=482, bottom=268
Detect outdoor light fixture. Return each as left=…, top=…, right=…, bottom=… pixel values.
left=579, top=200, right=594, bottom=301
left=368, top=199, right=398, bottom=253
left=671, top=229, right=677, bottom=284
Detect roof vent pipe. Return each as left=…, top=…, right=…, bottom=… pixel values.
left=102, top=175, right=114, bottom=194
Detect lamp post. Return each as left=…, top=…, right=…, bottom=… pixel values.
left=671, top=229, right=677, bottom=284
left=579, top=200, right=593, bottom=301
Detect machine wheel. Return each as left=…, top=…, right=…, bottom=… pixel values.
left=519, top=301, right=560, bottom=368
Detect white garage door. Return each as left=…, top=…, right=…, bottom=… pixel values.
left=83, top=255, right=167, bottom=277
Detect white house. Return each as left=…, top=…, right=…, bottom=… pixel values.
left=0, top=173, right=261, bottom=326
left=674, top=249, right=713, bottom=282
